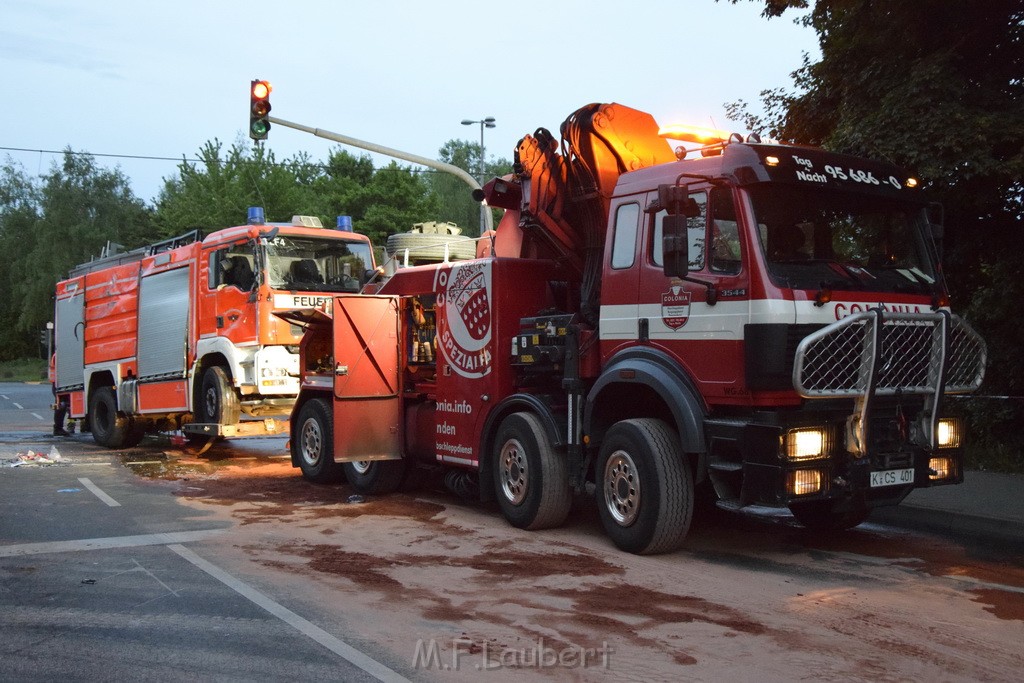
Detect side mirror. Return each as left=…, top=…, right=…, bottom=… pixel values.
left=657, top=184, right=702, bottom=218
left=663, top=215, right=690, bottom=278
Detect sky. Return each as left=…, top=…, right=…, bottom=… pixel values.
left=1, top=0, right=818, bottom=208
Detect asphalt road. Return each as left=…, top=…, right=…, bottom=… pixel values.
left=0, top=384, right=395, bottom=682
left=2, top=382, right=1023, bottom=682
left=0, top=382, right=54, bottom=432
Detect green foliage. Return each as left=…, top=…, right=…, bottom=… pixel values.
left=156, top=140, right=440, bottom=247
left=427, top=139, right=511, bottom=236
left=730, top=0, right=1024, bottom=470
left=0, top=162, right=40, bottom=358
left=0, top=151, right=155, bottom=360
left=156, top=139, right=310, bottom=234
left=0, top=358, right=47, bottom=382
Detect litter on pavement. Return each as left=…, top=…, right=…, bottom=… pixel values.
left=2, top=446, right=65, bottom=467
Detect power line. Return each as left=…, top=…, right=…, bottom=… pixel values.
left=0, top=145, right=478, bottom=175
left=0, top=145, right=200, bottom=164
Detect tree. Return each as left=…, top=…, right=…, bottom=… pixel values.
left=156, top=139, right=311, bottom=235
left=355, top=161, right=441, bottom=246
left=426, top=139, right=511, bottom=236
left=0, top=161, right=41, bottom=359
left=1, top=151, right=154, bottom=358
left=157, top=141, right=439, bottom=248
left=727, top=0, right=1024, bottom=467
left=300, top=150, right=440, bottom=246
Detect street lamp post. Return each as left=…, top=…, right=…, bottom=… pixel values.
left=461, top=117, right=496, bottom=234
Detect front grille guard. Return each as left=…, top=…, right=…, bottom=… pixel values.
left=793, top=310, right=986, bottom=454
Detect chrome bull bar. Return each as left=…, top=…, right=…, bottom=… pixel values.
left=793, top=309, right=986, bottom=455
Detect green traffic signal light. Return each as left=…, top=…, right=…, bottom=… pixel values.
left=249, top=79, right=272, bottom=141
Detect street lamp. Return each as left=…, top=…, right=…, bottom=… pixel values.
left=461, top=116, right=496, bottom=234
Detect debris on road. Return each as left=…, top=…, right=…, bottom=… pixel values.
left=2, top=446, right=65, bottom=467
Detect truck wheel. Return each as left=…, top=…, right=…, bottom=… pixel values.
left=123, top=421, right=146, bottom=448
left=294, top=399, right=344, bottom=484
left=343, top=459, right=406, bottom=495
left=790, top=501, right=869, bottom=531
left=89, top=386, right=132, bottom=449
left=596, top=418, right=693, bottom=555
left=493, top=412, right=571, bottom=530
left=198, top=366, right=240, bottom=425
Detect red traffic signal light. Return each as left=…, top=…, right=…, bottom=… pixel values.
left=250, top=79, right=272, bottom=140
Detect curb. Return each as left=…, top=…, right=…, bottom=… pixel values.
left=872, top=504, right=1024, bottom=549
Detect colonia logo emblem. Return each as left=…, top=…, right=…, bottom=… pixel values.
left=434, top=261, right=493, bottom=378
left=662, top=286, right=691, bottom=329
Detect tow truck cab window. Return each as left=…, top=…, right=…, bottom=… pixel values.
left=709, top=187, right=741, bottom=275
left=750, top=184, right=937, bottom=293
left=652, top=192, right=707, bottom=270
left=611, top=203, right=641, bottom=269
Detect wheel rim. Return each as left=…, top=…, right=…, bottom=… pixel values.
left=203, top=387, right=218, bottom=420
left=603, top=449, right=640, bottom=526
left=351, top=460, right=372, bottom=475
left=498, top=437, right=528, bottom=505
left=300, top=418, right=322, bottom=466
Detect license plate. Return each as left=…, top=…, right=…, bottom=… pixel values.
left=870, top=468, right=914, bottom=488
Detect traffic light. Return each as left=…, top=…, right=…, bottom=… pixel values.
left=249, top=79, right=272, bottom=141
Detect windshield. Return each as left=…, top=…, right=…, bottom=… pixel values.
left=749, top=184, right=938, bottom=293
left=265, top=236, right=372, bottom=293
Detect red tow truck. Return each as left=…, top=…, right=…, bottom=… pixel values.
left=284, top=103, right=986, bottom=554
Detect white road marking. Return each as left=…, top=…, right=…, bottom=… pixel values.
left=945, top=574, right=1024, bottom=595
left=0, top=529, right=226, bottom=557
left=78, top=477, right=121, bottom=507
left=13, top=402, right=23, bottom=409
left=168, top=544, right=411, bottom=683
left=31, top=412, right=45, bottom=420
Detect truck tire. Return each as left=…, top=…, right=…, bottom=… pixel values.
left=343, top=459, right=406, bottom=495
left=89, top=386, right=134, bottom=449
left=790, top=500, right=870, bottom=531
left=492, top=412, right=571, bottom=530
left=123, top=421, right=146, bottom=448
left=596, top=418, right=693, bottom=555
left=197, top=366, right=240, bottom=425
left=293, top=399, right=345, bottom=484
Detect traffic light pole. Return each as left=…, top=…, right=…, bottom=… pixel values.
left=266, top=115, right=493, bottom=233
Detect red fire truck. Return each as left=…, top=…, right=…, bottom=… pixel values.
left=53, top=210, right=374, bottom=448
left=285, top=103, right=987, bottom=554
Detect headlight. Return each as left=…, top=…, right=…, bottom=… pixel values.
left=929, top=456, right=956, bottom=481
left=784, top=427, right=831, bottom=461
left=786, top=469, right=825, bottom=496
left=936, top=418, right=962, bottom=449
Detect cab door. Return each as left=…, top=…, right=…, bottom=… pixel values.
left=598, top=199, right=645, bottom=354
left=638, top=186, right=750, bottom=392
left=331, top=295, right=402, bottom=462
left=199, top=242, right=257, bottom=343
